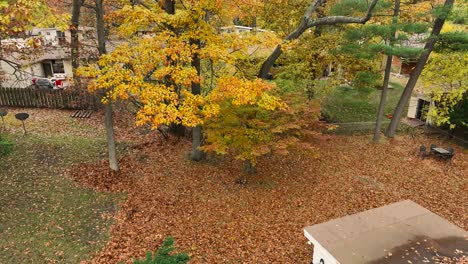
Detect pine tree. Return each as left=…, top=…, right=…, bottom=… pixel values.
left=386, top=0, right=455, bottom=137
left=338, top=1, right=431, bottom=140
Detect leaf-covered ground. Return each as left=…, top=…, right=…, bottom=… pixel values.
left=68, top=111, right=466, bottom=263
left=1, top=108, right=466, bottom=263
left=0, top=108, right=123, bottom=263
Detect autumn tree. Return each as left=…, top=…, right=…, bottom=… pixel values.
left=74, top=0, right=119, bottom=171
left=420, top=21, right=467, bottom=129
left=79, top=1, right=309, bottom=170
left=0, top=0, right=65, bottom=37
left=336, top=0, right=433, bottom=141
left=386, top=0, right=455, bottom=137
left=257, top=0, right=381, bottom=79
left=374, top=0, right=401, bottom=142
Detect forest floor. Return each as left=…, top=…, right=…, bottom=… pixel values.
left=1, top=108, right=466, bottom=263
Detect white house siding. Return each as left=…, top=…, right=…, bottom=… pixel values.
left=0, top=60, right=33, bottom=88
left=407, top=96, right=419, bottom=118
left=30, top=63, right=44, bottom=78
left=63, top=60, right=73, bottom=79
left=0, top=59, right=73, bottom=88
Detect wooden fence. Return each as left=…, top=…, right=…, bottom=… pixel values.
left=0, top=87, right=99, bottom=110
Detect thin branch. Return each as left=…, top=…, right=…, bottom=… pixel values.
left=305, top=0, right=324, bottom=17
left=306, top=0, right=379, bottom=28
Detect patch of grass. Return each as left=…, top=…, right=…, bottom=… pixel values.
left=389, top=81, right=404, bottom=90
left=273, top=78, right=304, bottom=94
left=321, top=84, right=406, bottom=123
left=0, top=123, right=122, bottom=263
left=0, top=133, right=15, bottom=156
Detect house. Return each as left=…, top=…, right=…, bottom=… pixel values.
left=0, top=27, right=99, bottom=88
left=29, top=28, right=67, bottom=46
left=407, top=94, right=431, bottom=123
left=0, top=46, right=72, bottom=88
left=390, top=33, right=426, bottom=76
left=391, top=56, right=419, bottom=75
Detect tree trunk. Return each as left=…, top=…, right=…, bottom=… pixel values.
left=258, top=20, right=308, bottom=79
left=95, top=0, right=106, bottom=55
left=105, top=103, right=119, bottom=171
left=70, top=0, right=81, bottom=81
left=243, top=160, right=256, bottom=174
left=386, top=0, right=454, bottom=137
left=373, top=56, right=392, bottom=141
left=373, top=0, right=400, bottom=142
left=190, top=39, right=204, bottom=161
left=95, top=0, right=118, bottom=171
left=163, top=0, right=175, bottom=14
left=191, top=125, right=203, bottom=161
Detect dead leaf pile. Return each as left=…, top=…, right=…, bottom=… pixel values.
left=70, top=130, right=467, bottom=263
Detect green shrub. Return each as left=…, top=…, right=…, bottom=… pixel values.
left=133, top=237, right=189, bottom=264
left=0, top=135, right=14, bottom=156
left=351, top=71, right=382, bottom=91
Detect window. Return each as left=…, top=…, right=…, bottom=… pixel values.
left=52, top=61, right=65, bottom=74
left=42, top=62, right=53, bottom=77
left=42, top=60, right=65, bottom=77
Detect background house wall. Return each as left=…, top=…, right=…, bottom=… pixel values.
left=0, top=60, right=35, bottom=88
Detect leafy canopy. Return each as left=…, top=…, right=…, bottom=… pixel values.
left=79, top=0, right=311, bottom=165
left=0, top=0, right=69, bottom=37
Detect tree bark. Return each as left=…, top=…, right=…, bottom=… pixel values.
left=386, top=0, right=454, bottom=137
left=259, top=20, right=308, bottom=79
left=95, top=0, right=106, bottom=55
left=95, top=0, right=118, bottom=171
left=191, top=125, right=203, bottom=161
left=105, top=103, right=119, bottom=171
left=70, top=0, right=81, bottom=80
left=373, top=56, right=393, bottom=141
left=373, top=0, right=400, bottom=142
left=163, top=0, right=175, bottom=14
left=258, top=0, right=379, bottom=79
left=190, top=38, right=204, bottom=161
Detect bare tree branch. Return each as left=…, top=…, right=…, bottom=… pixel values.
left=259, top=0, right=379, bottom=79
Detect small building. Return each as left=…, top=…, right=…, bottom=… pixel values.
left=0, top=27, right=101, bottom=88
left=391, top=56, right=419, bottom=75
left=304, top=200, right=467, bottom=264
left=0, top=47, right=72, bottom=88
left=389, top=33, right=426, bottom=76
left=29, top=28, right=67, bottom=46
left=407, top=95, right=431, bottom=123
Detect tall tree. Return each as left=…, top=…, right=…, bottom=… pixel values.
left=258, top=0, right=380, bottom=79
left=70, top=0, right=82, bottom=80
left=386, top=0, right=455, bottom=137
left=96, top=0, right=118, bottom=171
left=78, top=1, right=309, bottom=171
left=76, top=0, right=119, bottom=171
left=373, top=0, right=400, bottom=142
left=190, top=38, right=203, bottom=161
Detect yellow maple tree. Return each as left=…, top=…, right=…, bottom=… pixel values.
left=79, top=0, right=310, bottom=167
